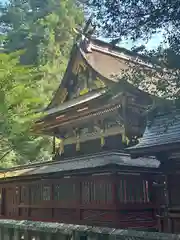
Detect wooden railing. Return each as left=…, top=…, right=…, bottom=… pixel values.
left=0, top=219, right=179, bottom=240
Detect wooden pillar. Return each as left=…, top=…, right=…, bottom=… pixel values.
left=164, top=174, right=171, bottom=233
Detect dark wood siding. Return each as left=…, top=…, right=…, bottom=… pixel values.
left=0, top=172, right=157, bottom=230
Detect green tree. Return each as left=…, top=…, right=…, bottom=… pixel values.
left=1, top=0, right=83, bottom=98
left=87, top=0, right=180, bottom=99
left=0, top=51, right=49, bottom=167
left=0, top=0, right=83, bottom=166
left=88, top=0, right=179, bottom=43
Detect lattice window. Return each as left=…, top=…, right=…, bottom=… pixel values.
left=30, top=184, right=42, bottom=204
left=42, top=185, right=51, bottom=201
left=54, top=182, right=76, bottom=201
left=81, top=181, right=113, bottom=204
left=30, top=184, right=51, bottom=203
left=118, top=177, right=150, bottom=203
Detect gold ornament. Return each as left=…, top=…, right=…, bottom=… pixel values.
left=59, top=138, right=64, bottom=155
left=55, top=137, right=61, bottom=149
left=100, top=129, right=105, bottom=147
left=76, top=133, right=80, bottom=151
left=121, top=127, right=130, bottom=145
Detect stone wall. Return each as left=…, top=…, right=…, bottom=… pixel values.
left=0, top=219, right=179, bottom=240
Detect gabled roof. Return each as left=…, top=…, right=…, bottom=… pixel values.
left=46, top=36, right=157, bottom=111
left=128, top=107, right=180, bottom=155
left=0, top=151, right=159, bottom=180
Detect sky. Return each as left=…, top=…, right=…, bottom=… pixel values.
left=0, top=0, right=166, bottom=51
left=120, top=33, right=164, bottom=50
left=101, top=30, right=168, bottom=51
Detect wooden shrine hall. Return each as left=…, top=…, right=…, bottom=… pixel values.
left=15, top=20, right=170, bottom=231
left=33, top=21, right=161, bottom=157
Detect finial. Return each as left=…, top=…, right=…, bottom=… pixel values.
left=82, top=14, right=94, bottom=35
left=73, top=14, right=96, bottom=40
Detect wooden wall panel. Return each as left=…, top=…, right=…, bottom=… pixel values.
left=53, top=208, right=77, bottom=222
left=30, top=208, right=52, bottom=220
left=81, top=209, right=116, bottom=224
left=0, top=171, right=158, bottom=231
left=172, top=219, right=180, bottom=233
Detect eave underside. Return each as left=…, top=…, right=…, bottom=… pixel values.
left=34, top=88, right=148, bottom=142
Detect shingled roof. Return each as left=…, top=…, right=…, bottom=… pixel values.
left=0, top=151, right=159, bottom=180
left=128, top=109, right=180, bottom=155
left=46, top=36, right=156, bottom=111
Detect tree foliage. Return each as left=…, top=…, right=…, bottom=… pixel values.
left=0, top=0, right=83, bottom=166
left=88, top=0, right=180, bottom=99
left=89, top=0, right=179, bottom=44
left=1, top=0, right=83, bottom=97
left=0, top=51, right=47, bottom=167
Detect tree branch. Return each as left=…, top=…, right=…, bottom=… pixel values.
left=0, top=149, right=12, bottom=161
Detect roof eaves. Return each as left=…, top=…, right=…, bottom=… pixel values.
left=43, top=89, right=107, bottom=116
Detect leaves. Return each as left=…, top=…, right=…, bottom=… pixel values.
left=0, top=0, right=83, bottom=167
left=0, top=51, right=41, bottom=166
left=88, top=0, right=180, bottom=99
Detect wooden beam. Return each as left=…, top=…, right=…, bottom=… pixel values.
left=64, top=125, right=124, bottom=145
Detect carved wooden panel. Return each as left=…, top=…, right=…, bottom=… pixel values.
left=69, top=57, right=106, bottom=100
